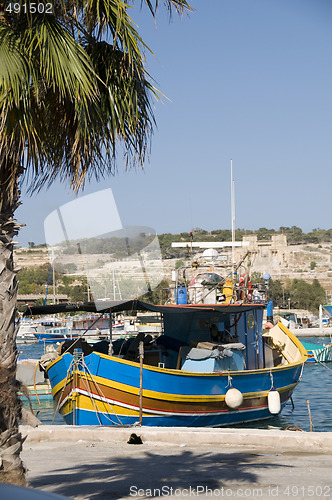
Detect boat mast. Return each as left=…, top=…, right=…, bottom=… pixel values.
left=231, top=159, right=236, bottom=284
left=52, top=249, right=56, bottom=304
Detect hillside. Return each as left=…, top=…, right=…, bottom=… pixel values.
left=14, top=239, right=332, bottom=295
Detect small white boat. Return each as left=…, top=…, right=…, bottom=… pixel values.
left=16, top=320, right=41, bottom=344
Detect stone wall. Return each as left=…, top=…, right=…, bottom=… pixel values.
left=236, top=234, right=290, bottom=273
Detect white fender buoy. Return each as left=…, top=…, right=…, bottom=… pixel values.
left=268, top=389, right=281, bottom=414
left=225, top=388, right=243, bottom=409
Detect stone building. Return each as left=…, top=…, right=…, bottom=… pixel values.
left=237, top=235, right=290, bottom=272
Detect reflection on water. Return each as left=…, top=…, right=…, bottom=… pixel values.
left=22, top=399, right=64, bottom=426
left=19, top=342, right=64, bottom=425
left=236, top=360, right=332, bottom=432
left=280, top=360, right=332, bottom=432
left=18, top=338, right=332, bottom=431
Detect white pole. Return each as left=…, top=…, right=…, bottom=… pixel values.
left=52, top=249, right=56, bottom=304
left=117, top=272, right=123, bottom=300
left=319, top=304, right=323, bottom=334
left=231, top=159, right=236, bottom=283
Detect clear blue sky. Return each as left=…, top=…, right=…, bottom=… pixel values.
left=17, top=0, right=332, bottom=246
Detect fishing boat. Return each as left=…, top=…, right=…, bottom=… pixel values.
left=24, top=288, right=307, bottom=427
left=323, top=305, right=332, bottom=319
left=16, top=316, right=73, bottom=344
left=26, top=162, right=307, bottom=426
left=16, top=315, right=71, bottom=345
left=69, top=315, right=110, bottom=338
left=34, top=325, right=75, bottom=344
left=300, top=340, right=332, bottom=363
left=69, top=314, right=128, bottom=341
left=16, top=320, right=40, bottom=344
left=18, top=381, right=52, bottom=403
left=31, top=316, right=115, bottom=344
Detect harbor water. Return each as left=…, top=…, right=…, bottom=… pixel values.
left=18, top=339, right=332, bottom=432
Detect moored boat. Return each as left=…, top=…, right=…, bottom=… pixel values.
left=323, top=305, right=332, bottom=319
left=16, top=316, right=71, bottom=345
left=34, top=326, right=74, bottom=344
left=16, top=320, right=40, bottom=344
left=30, top=316, right=117, bottom=344
left=25, top=294, right=307, bottom=427
left=18, top=382, right=53, bottom=402
left=300, top=340, right=332, bottom=363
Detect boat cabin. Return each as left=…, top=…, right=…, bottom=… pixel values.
left=25, top=299, right=298, bottom=374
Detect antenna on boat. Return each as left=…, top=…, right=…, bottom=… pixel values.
left=231, top=159, right=236, bottom=284
left=44, top=261, right=52, bottom=305
left=52, top=249, right=56, bottom=304
left=112, top=269, right=123, bottom=300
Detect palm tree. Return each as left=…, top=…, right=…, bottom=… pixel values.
left=0, top=0, right=192, bottom=484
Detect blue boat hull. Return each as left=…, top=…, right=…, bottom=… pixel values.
left=46, top=350, right=303, bottom=427
left=60, top=403, right=290, bottom=427
left=34, top=333, right=69, bottom=343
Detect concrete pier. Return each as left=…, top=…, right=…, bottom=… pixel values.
left=21, top=426, right=332, bottom=499
left=291, top=327, right=332, bottom=337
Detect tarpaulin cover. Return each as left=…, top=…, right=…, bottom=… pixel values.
left=24, top=299, right=264, bottom=316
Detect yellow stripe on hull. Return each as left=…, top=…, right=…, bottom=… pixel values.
left=53, top=369, right=299, bottom=406
left=60, top=394, right=142, bottom=418
left=56, top=381, right=299, bottom=421
left=52, top=371, right=227, bottom=403
left=96, top=350, right=308, bottom=374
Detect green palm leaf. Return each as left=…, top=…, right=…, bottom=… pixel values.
left=139, top=0, right=193, bottom=17
left=0, top=0, right=193, bottom=484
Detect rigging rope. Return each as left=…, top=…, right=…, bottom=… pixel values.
left=61, top=312, right=108, bottom=355
left=315, top=359, right=332, bottom=372
left=51, top=358, right=76, bottom=425
left=79, top=356, right=124, bottom=426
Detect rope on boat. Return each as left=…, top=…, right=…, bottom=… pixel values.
left=315, top=359, right=332, bottom=372
left=61, top=312, right=108, bottom=355
left=51, top=358, right=76, bottom=425
left=226, top=374, right=233, bottom=388
left=79, top=356, right=124, bottom=426
left=33, top=361, right=41, bottom=405
left=51, top=354, right=123, bottom=426
left=79, top=368, right=103, bottom=426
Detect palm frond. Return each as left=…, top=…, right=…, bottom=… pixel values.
left=25, top=38, right=161, bottom=193
left=0, top=22, right=30, bottom=107
left=0, top=15, right=100, bottom=199
left=0, top=0, right=193, bottom=200
left=139, top=0, right=193, bottom=17
left=25, top=15, right=98, bottom=102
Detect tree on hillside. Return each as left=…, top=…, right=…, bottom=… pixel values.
left=0, top=0, right=192, bottom=484
left=285, top=278, right=326, bottom=312
left=279, top=226, right=304, bottom=244
left=267, top=279, right=285, bottom=308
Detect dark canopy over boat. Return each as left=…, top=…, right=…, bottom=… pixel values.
left=24, top=299, right=264, bottom=317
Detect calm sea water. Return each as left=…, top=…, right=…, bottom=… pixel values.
left=18, top=338, right=332, bottom=432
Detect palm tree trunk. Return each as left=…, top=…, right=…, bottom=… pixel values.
left=0, top=191, right=26, bottom=485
